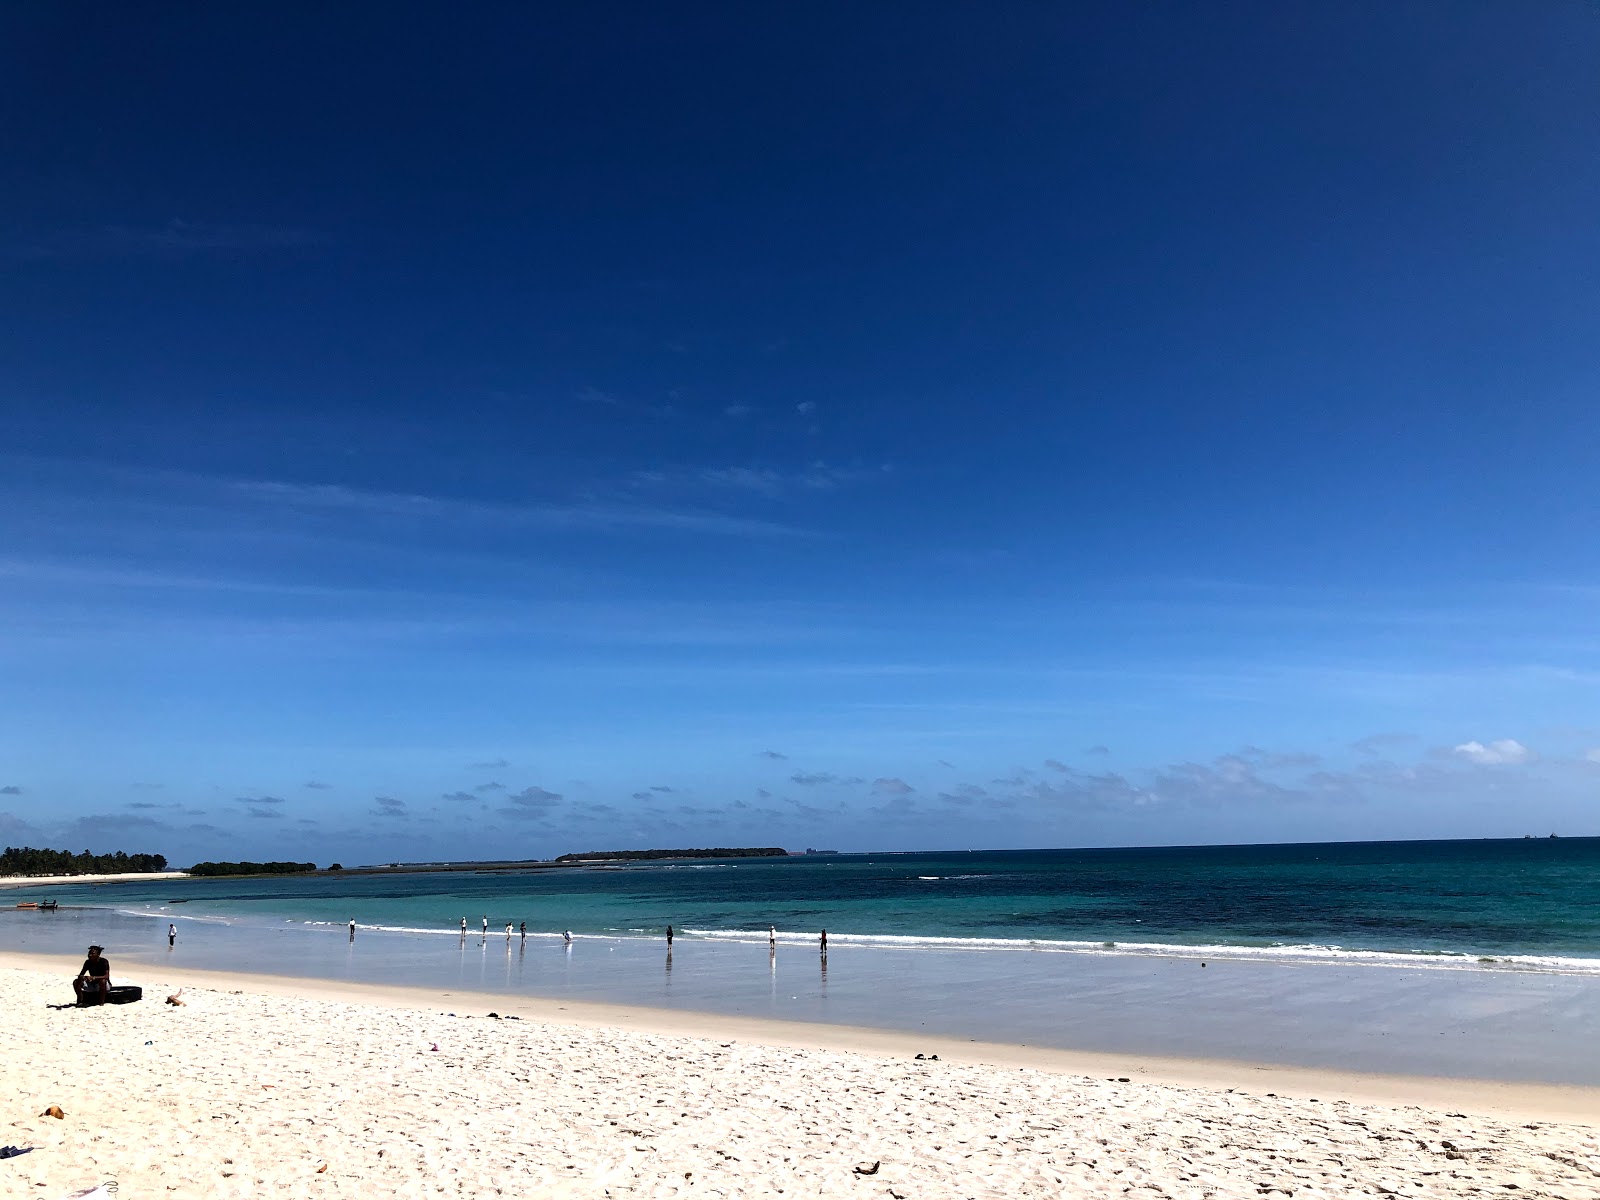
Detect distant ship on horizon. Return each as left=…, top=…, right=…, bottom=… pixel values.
left=804, top=848, right=839, bottom=855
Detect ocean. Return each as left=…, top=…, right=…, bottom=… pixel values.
left=17, top=837, right=1600, bottom=968
left=9, top=838, right=1600, bottom=1082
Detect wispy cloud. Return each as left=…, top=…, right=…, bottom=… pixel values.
left=0, top=558, right=360, bottom=598
left=1351, top=733, right=1417, bottom=756
left=790, top=771, right=837, bottom=786
left=227, top=477, right=803, bottom=538
left=936, top=783, right=990, bottom=807
left=758, top=750, right=788, bottom=760
left=633, top=462, right=889, bottom=500
left=469, top=759, right=509, bottom=770
left=233, top=795, right=287, bottom=821
left=372, top=796, right=408, bottom=818
left=303, top=781, right=332, bottom=790
left=56, top=813, right=174, bottom=845
left=0, top=785, right=21, bottom=796
left=10, top=460, right=806, bottom=542
left=1232, top=745, right=1322, bottom=770
left=872, top=777, right=913, bottom=795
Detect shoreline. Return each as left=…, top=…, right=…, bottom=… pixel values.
left=10, top=905, right=1600, bottom=1088
left=1, top=870, right=191, bottom=890
left=4, top=949, right=1598, bottom=1124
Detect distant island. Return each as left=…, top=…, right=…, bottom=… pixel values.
left=1, top=846, right=169, bottom=876
left=553, top=847, right=788, bottom=863
left=187, top=860, right=318, bottom=877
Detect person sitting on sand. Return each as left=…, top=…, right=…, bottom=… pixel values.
left=74, top=945, right=111, bottom=1005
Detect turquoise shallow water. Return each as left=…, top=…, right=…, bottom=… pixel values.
left=18, top=837, right=1600, bottom=968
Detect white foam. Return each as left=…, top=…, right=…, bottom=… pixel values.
left=678, top=928, right=1600, bottom=975
left=114, top=907, right=232, bottom=925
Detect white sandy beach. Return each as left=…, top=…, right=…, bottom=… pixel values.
left=1, top=871, right=191, bottom=890
left=2, top=956, right=1598, bottom=1198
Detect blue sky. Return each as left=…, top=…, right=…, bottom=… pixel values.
left=3, top=4, right=1599, bottom=866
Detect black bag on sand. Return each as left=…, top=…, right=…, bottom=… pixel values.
left=106, top=985, right=142, bottom=1005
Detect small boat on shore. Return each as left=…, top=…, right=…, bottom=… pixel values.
left=16, top=900, right=58, bottom=910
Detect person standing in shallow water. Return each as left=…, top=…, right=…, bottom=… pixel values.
left=519, top=921, right=526, bottom=940
left=820, top=929, right=827, bottom=952
left=666, top=925, right=673, bottom=946
left=168, top=923, right=177, bottom=949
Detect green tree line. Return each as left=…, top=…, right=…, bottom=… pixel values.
left=187, top=860, right=317, bottom=877
left=1, top=846, right=169, bottom=875
left=554, top=847, right=788, bottom=863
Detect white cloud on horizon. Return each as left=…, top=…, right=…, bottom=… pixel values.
left=1452, top=739, right=1534, bottom=766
